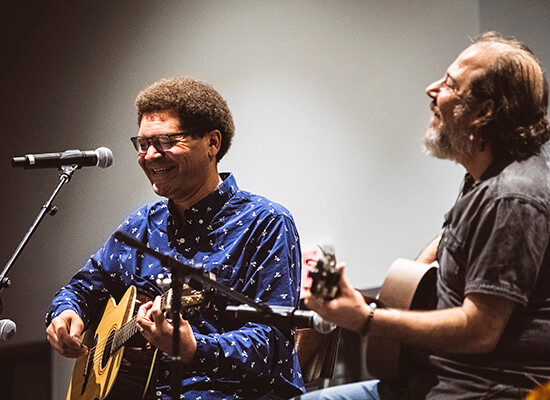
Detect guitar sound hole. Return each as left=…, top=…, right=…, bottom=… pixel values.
left=102, top=330, right=116, bottom=369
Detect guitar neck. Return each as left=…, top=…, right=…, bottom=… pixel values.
left=111, top=286, right=203, bottom=354
left=111, top=313, right=142, bottom=354
left=110, top=290, right=168, bottom=354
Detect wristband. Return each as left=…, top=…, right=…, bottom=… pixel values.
left=360, top=302, right=377, bottom=337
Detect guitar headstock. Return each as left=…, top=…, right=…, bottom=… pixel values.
left=307, top=245, right=341, bottom=300
left=156, top=273, right=215, bottom=319
left=162, top=285, right=207, bottom=319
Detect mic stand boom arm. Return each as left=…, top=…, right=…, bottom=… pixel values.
left=113, top=231, right=270, bottom=313
left=0, top=164, right=79, bottom=313
left=114, top=231, right=272, bottom=314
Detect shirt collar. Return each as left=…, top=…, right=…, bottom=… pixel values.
left=461, top=158, right=511, bottom=195
left=167, top=172, right=238, bottom=228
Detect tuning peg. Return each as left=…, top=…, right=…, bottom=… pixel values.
left=156, top=273, right=172, bottom=291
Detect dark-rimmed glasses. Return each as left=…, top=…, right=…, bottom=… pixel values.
left=130, top=132, right=192, bottom=154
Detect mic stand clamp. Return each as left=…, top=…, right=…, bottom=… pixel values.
left=0, top=164, right=80, bottom=311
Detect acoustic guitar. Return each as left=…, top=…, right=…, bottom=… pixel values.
left=308, top=255, right=437, bottom=384
left=525, top=379, right=550, bottom=400
left=364, top=258, right=437, bottom=384
left=66, top=283, right=206, bottom=400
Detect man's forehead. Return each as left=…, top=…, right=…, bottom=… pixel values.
left=457, top=44, right=496, bottom=69
left=143, top=109, right=178, bottom=120
left=453, top=41, right=542, bottom=83
left=446, top=43, right=497, bottom=83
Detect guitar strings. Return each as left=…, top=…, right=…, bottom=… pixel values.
left=87, top=288, right=203, bottom=368
left=87, top=290, right=171, bottom=367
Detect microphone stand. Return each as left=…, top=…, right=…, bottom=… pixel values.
left=169, top=260, right=183, bottom=400
left=0, top=164, right=79, bottom=314
left=113, top=232, right=271, bottom=400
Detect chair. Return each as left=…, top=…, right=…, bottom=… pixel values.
left=295, top=326, right=342, bottom=389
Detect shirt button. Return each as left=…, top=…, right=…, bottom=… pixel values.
left=164, top=370, right=170, bottom=377
left=199, top=219, right=203, bottom=224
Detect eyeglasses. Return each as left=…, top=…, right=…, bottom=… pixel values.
left=130, top=132, right=193, bottom=153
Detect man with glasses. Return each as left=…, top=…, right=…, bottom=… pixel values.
left=45, top=76, right=305, bottom=399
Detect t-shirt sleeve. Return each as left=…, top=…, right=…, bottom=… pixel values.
left=464, top=196, right=550, bottom=305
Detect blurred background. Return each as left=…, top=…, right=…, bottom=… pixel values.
left=1, top=1, right=549, bottom=398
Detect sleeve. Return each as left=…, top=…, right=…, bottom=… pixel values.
left=44, top=247, right=112, bottom=329
left=188, top=213, right=304, bottom=393
left=465, top=196, right=550, bottom=305
left=44, top=206, right=149, bottom=329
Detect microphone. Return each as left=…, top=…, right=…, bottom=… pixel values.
left=225, top=304, right=336, bottom=334
left=0, top=319, right=16, bottom=340
left=12, top=147, right=113, bottom=169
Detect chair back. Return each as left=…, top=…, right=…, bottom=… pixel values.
left=295, top=327, right=341, bottom=384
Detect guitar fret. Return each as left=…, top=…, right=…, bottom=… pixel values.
left=112, top=316, right=138, bottom=354
left=110, top=290, right=171, bottom=355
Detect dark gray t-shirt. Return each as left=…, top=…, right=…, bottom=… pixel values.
left=423, top=146, right=550, bottom=398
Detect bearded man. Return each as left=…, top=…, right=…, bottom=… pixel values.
left=297, top=31, right=550, bottom=400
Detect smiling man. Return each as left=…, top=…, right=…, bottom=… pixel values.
left=46, top=77, right=305, bottom=400
left=298, top=32, right=550, bottom=399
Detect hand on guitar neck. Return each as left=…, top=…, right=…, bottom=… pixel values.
left=305, top=264, right=373, bottom=334
left=136, top=295, right=197, bottom=363
left=304, top=256, right=438, bottom=383
left=304, top=246, right=373, bottom=333
left=46, top=309, right=88, bottom=358
left=304, top=240, right=440, bottom=336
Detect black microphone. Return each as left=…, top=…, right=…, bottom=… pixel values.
left=12, top=147, right=113, bottom=169
left=0, top=319, right=16, bottom=340
left=225, top=304, right=336, bottom=334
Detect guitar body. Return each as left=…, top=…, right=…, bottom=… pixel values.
left=365, top=259, right=438, bottom=384
left=67, top=286, right=158, bottom=400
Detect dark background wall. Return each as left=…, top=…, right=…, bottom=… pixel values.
left=0, top=1, right=549, bottom=398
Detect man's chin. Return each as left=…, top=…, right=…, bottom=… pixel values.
left=423, top=127, right=455, bottom=160
left=424, top=128, right=443, bottom=157
left=151, top=183, right=168, bottom=198
left=424, top=139, right=454, bottom=161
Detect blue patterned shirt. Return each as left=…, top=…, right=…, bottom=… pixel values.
left=46, top=173, right=305, bottom=399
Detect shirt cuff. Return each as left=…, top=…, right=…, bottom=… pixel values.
left=189, top=333, right=221, bottom=373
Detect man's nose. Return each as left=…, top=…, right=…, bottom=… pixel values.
left=426, top=78, right=443, bottom=100
left=143, top=142, right=162, bottom=159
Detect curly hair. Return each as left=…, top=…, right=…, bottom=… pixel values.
left=135, top=76, right=235, bottom=162
left=465, top=32, right=549, bottom=162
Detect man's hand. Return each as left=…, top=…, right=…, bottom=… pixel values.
left=304, top=264, right=372, bottom=333
left=46, top=309, right=88, bottom=358
left=136, top=296, right=197, bottom=364
left=306, top=264, right=516, bottom=353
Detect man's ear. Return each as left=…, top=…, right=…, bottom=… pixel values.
left=207, top=130, right=222, bottom=159
left=472, top=99, right=495, bottom=128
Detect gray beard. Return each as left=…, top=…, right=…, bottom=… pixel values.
left=423, top=108, right=475, bottom=162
